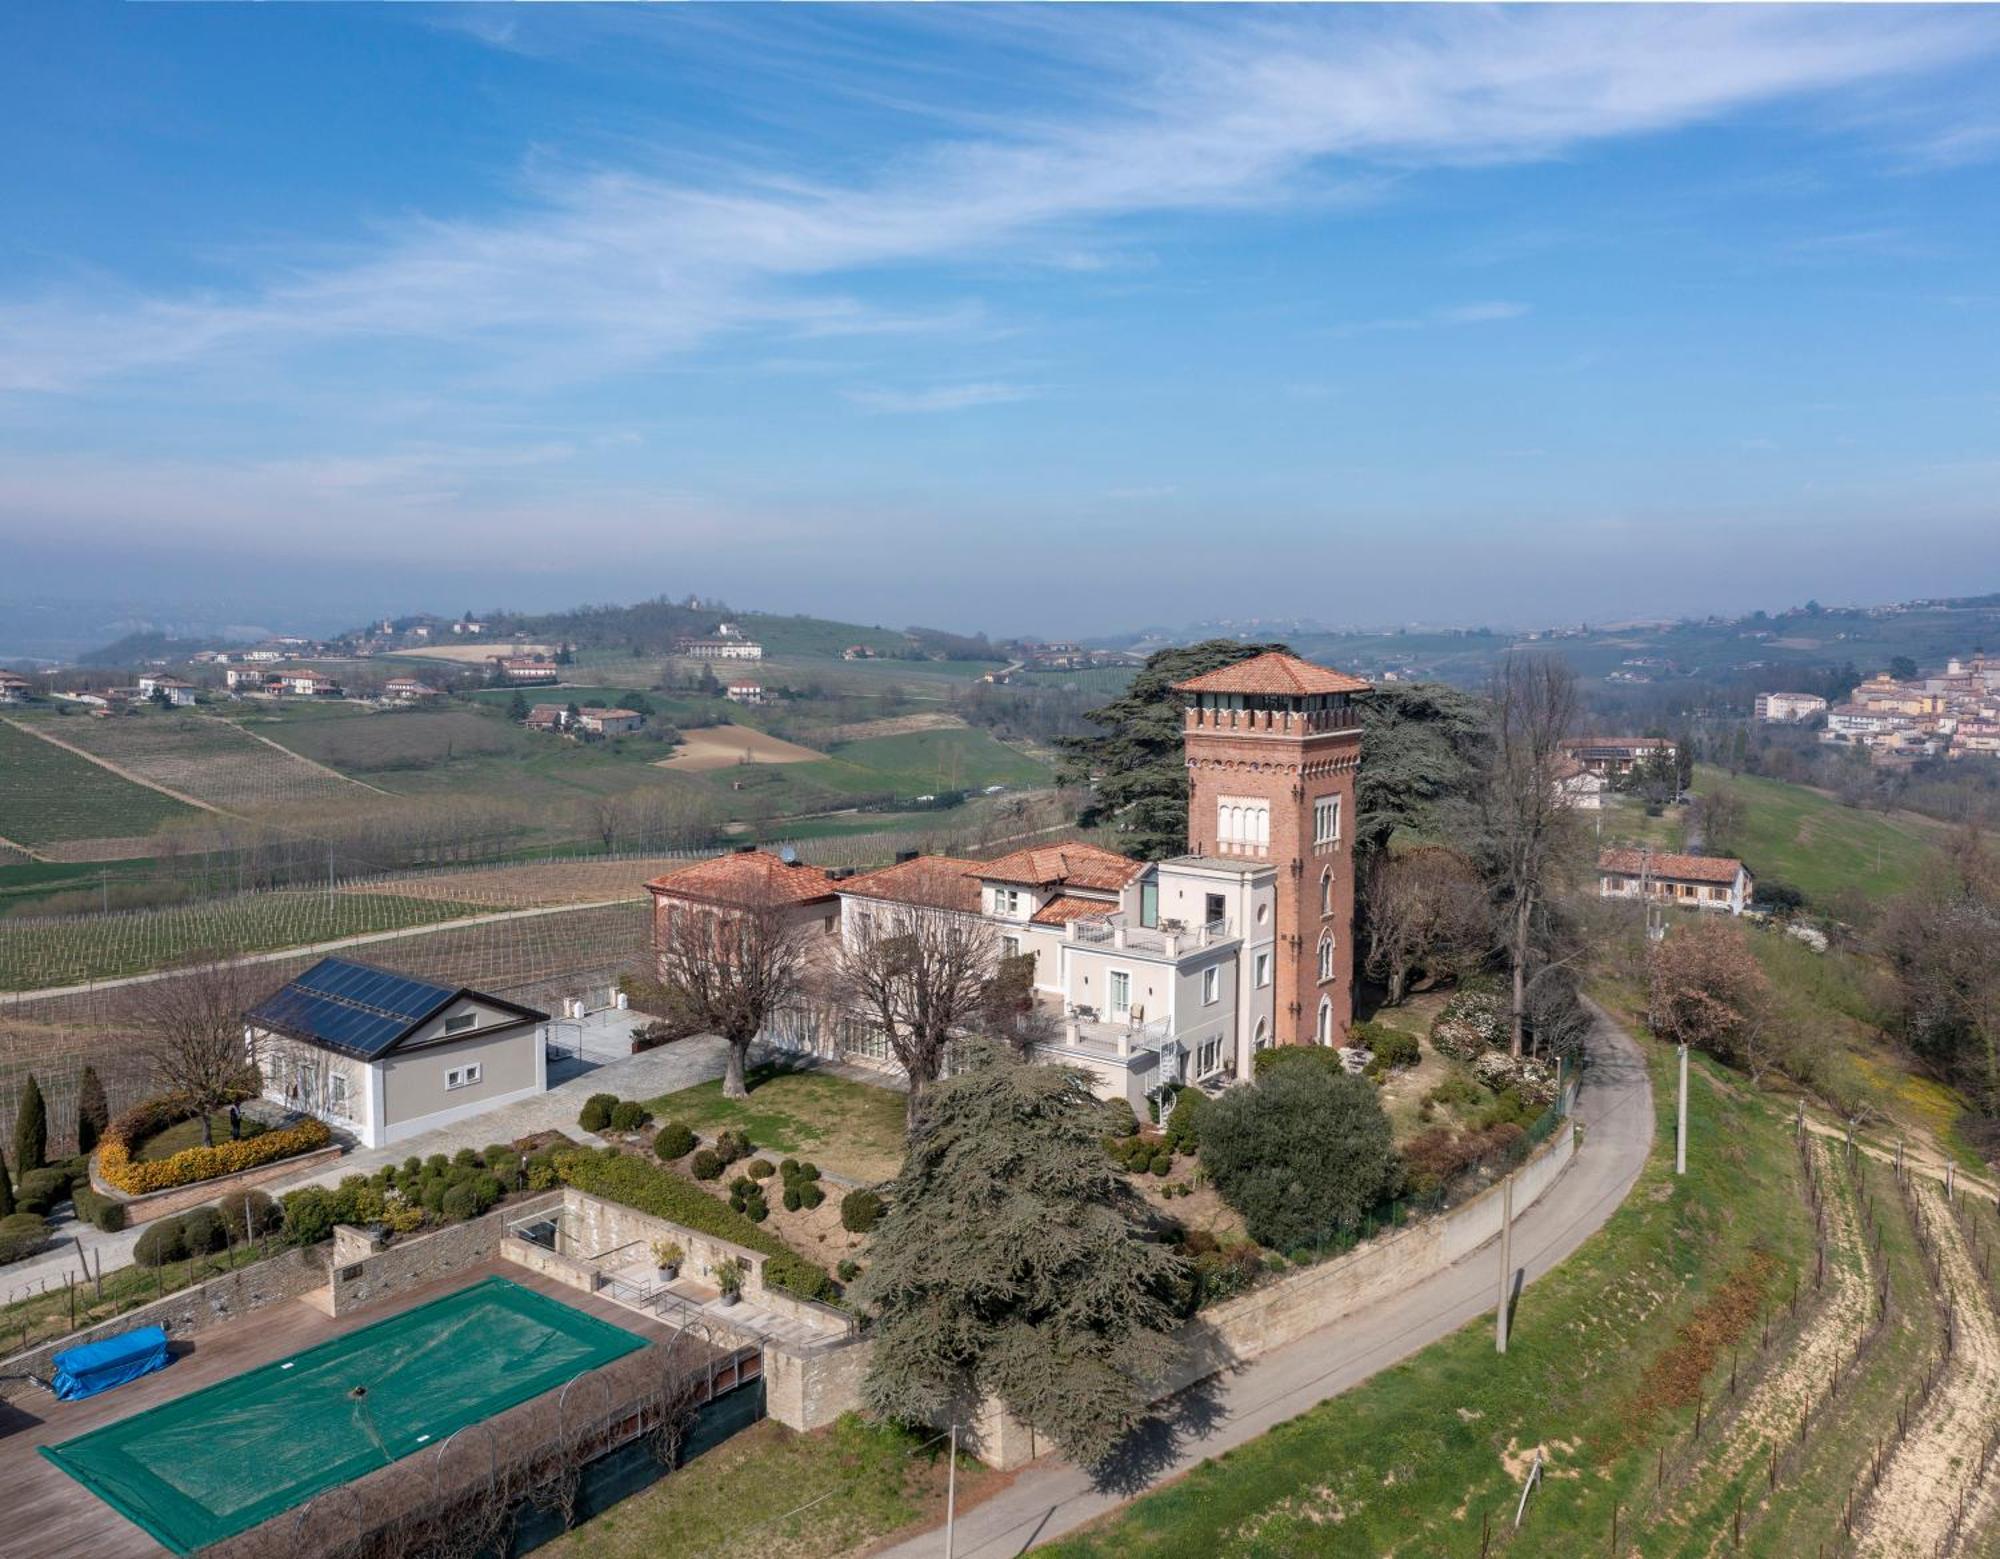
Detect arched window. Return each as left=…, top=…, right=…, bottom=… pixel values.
left=1253, top=1017, right=1269, bottom=1051
left=1256, top=806, right=1270, bottom=846
left=1316, top=998, right=1333, bottom=1045
left=1318, top=933, right=1335, bottom=982
left=1320, top=868, right=1334, bottom=916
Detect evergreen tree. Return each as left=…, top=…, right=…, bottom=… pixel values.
left=14, top=1073, right=47, bottom=1176
left=854, top=1043, right=1185, bottom=1465
left=76, top=1065, right=109, bottom=1156
left=508, top=689, right=530, bottom=722
left=0, top=1144, right=13, bottom=1217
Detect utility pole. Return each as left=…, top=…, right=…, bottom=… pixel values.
left=1677, top=1043, right=1689, bottom=1176
left=1496, top=1174, right=1515, bottom=1354
left=944, top=1421, right=958, bottom=1559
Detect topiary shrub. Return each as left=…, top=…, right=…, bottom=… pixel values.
left=180, top=1206, right=228, bottom=1254
left=16, top=1166, right=71, bottom=1217
left=1164, top=1089, right=1207, bottom=1155
left=452, top=1147, right=480, bottom=1169
left=747, top=1158, right=775, bottom=1180
left=280, top=1186, right=339, bottom=1246
left=72, top=1185, right=128, bottom=1234
left=403, top=1156, right=424, bottom=1176
left=799, top=1182, right=825, bottom=1211
left=1150, top=1152, right=1173, bottom=1176
left=0, top=1212, right=50, bottom=1264
left=439, top=1183, right=480, bottom=1222
left=841, top=1189, right=885, bottom=1234
left=689, top=1149, right=723, bottom=1181
left=653, top=1122, right=696, bottom=1161
left=133, top=1215, right=189, bottom=1268
left=426, top=1153, right=450, bottom=1174
left=608, top=1100, right=652, bottom=1133
left=217, top=1188, right=282, bottom=1241
left=783, top=1184, right=802, bottom=1212
left=714, top=1129, right=751, bottom=1165
left=578, top=1093, right=619, bottom=1133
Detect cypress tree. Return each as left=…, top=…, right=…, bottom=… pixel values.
left=76, top=1065, right=110, bottom=1156
left=0, top=1144, right=13, bottom=1217
left=14, top=1073, right=47, bottom=1176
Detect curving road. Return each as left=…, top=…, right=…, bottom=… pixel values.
left=875, top=1001, right=1656, bottom=1559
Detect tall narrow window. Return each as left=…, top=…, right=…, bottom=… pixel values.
left=1108, top=970, right=1132, bottom=1017
left=1318, top=933, right=1335, bottom=982
left=1202, top=966, right=1220, bottom=1005
left=1316, top=998, right=1333, bottom=1045
left=1320, top=868, right=1334, bottom=916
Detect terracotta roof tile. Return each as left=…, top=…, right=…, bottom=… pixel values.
left=1030, top=895, right=1114, bottom=926
left=646, top=851, right=836, bottom=908
left=1172, top=652, right=1370, bottom=697
left=1597, top=848, right=1748, bottom=886
left=838, top=855, right=983, bottom=913
left=974, top=842, right=1146, bottom=891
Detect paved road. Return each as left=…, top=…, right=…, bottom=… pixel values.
left=877, top=1003, right=1656, bottom=1559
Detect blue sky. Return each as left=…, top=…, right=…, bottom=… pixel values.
left=2, top=4, right=1998, bottom=638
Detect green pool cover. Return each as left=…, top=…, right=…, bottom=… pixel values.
left=40, top=1275, right=646, bottom=1554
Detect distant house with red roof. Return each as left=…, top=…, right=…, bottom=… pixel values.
left=1598, top=848, right=1753, bottom=914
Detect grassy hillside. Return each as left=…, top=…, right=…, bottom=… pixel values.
left=0, top=719, right=199, bottom=846
left=1695, top=765, right=1944, bottom=906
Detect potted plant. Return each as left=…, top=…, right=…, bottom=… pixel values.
left=716, top=1257, right=745, bottom=1307
left=652, top=1238, right=684, bottom=1282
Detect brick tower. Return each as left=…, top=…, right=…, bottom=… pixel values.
left=1175, top=652, right=1368, bottom=1047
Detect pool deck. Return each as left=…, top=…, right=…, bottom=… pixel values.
left=1, top=1262, right=689, bottom=1559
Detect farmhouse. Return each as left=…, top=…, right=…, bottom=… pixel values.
left=135, top=674, right=196, bottom=706
left=380, top=676, right=440, bottom=702
left=653, top=651, right=1370, bottom=1107
left=495, top=656, right=561, bottom=684
left=724, top=679, right=764, bottom=705
left=576, top=707, right=644, bottom=736
left=675, top=637, right=763, bottom=661
left=0, top=669, right=31, bottom=703
left=524, top=702, right=569, bottom=732
left=245, top=956, right=549, bottom=1150
left=1558, top=735, right=1678, bottom=777
left=273, top=668, right=340, bottom=698
left=1551, top=757, right=1606, bottom=810
left=1596, top=847, right=1754, bottom=915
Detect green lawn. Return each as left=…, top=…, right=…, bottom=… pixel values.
left=542, top=1415, right=983, bottom=1559
left=1044, top=1037, right=1813, bottom=1557
left=0, top=719, right=198, bottom=846
left=644, top=1062, right=909, bottom=1184
left=1694, top=765, right=1942, bottom=907
left=134, top=1111, right=268, bottom=1161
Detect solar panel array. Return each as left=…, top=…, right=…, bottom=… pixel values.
left=245, top=956, right=456, bottom=1059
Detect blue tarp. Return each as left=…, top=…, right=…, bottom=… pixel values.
left=50, top=1326, right=170, bottom=1402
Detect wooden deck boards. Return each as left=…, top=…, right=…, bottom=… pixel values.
left=0, top=1260, right=680, bottom=1559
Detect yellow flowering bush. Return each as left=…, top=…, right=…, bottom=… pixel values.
left=98, top=1111, right=333, bottom=1196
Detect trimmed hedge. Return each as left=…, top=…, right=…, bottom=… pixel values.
left=552, top=1148, right=834, bottom=1303
left=0, top=1212, right=50, bottom=1264
left=133, top=1216, right=189, bottom=1268
left=97, top=1093, right=330, bottom=1196
left=579, top=1093, right=619, bottom=1132
left=608, top=1100, right=652, bottom=1133
left=71, top=1185, right=128, bottom=1234
left=653, top=1122, right=696, bottom=1161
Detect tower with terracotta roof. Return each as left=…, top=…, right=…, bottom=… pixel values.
left=1174, top=652, right=1368, bottom=1048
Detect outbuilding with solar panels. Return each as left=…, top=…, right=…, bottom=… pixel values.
left=243, top=956, right=550, bottom=1148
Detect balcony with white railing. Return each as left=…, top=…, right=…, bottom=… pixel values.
left=1035, top=994, right=1173, bottom=1065
left=1065, top=912, right=1235, bottom=961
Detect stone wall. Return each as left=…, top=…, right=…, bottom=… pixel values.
left=326, top=1190, right=563, bottom=1316
left=761, top=1334, right=874, bottom=1434
left=94, top=1143, right=347, bottom=1226
left=0, top=1244, right=329, bottom=1403
left=1158, top=1122, right=1578, bottom=1396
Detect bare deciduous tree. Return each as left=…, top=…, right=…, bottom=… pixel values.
left=1362, top=846, right=1490, bottom=1006
left=117, top=954, right=261, bottom=1145
left=1475, top=654, right=1585, bottom=1056
left=831, top=873, right=1000, bottom=1124
left=653, top=883, right=815, bottom=1099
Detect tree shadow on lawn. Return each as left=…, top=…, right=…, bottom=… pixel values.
left=1088, top=1373, right=1229, bottom=1498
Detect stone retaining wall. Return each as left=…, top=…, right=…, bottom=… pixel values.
left=326, top=1190, right=564, bottom=1316
left=91, top=1143, right=347, bottom=1226
left=0, top=1244, right=329, bottom=1403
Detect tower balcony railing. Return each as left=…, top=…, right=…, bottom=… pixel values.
left=1184, top=705, right=1359, bottom=735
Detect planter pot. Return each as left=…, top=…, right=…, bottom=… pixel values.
left=718, top=1291, right=741, bottom=1308
left=657, top=1264, right=680, bottom=1283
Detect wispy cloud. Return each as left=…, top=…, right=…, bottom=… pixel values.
left=1327, top=300, right=1531, bottom=338
left=844, top=381, right=1039, bottom=414
left=1, top=7, right=1989, bottom=396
